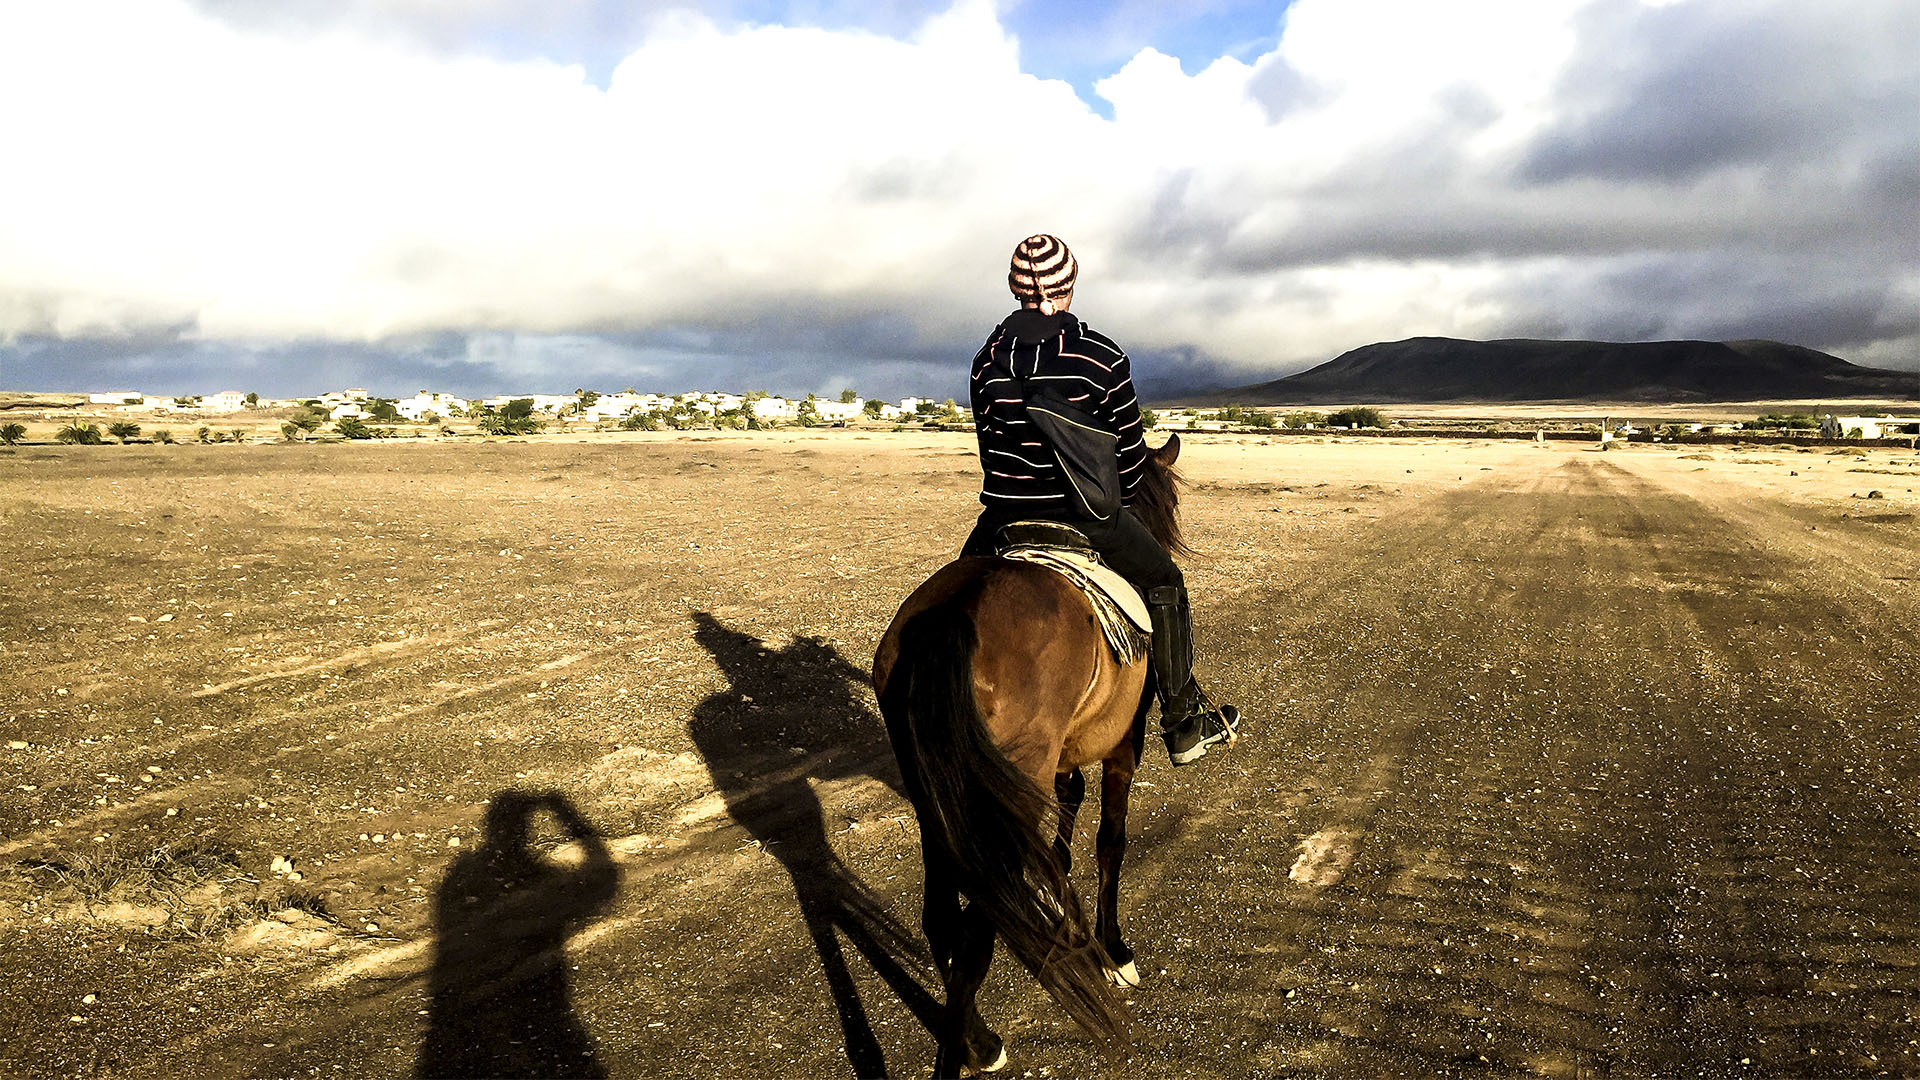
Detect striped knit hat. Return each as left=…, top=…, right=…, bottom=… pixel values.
left=1008, top=234, right=1078, bottom=314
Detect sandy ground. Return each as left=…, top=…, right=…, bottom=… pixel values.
left=3, top=430, right=1919, bottom=1078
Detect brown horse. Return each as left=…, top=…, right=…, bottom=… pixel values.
left=872, top=434, right=1190, bottom=1077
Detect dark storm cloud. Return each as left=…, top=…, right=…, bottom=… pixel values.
left=660, top=305, right=1254, bottom=401
left=0, top=295, right=1257, bottom=403
left=1118, top=88, right=1524, bottom=274
left=0, top=307, right=997, bottom=403
left=617, top=308, right=986, bottom=399
left=3, top=335, right=464, bottom=400
left=3, top=331, right=662, bottom=401
left=1522, top=0, right=1920, bottom=186
left=1125, top=345, right=1240, bottom=402
left=1474, top=253, right=1916, bottom=362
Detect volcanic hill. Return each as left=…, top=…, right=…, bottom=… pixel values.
left=1204, top=338, right=1917, bottom=404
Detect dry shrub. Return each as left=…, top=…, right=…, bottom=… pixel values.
left=24, top=838, right=243, bottom=906
left=20, top=839, right=338, bottom=939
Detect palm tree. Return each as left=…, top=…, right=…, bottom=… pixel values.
left=55, top=422, right=104, bottom=445
left=108, top=421, right=142, bottom=444
left=288, top=407, right=325, bottom=435
left=0, top=422, right=25, bottom=445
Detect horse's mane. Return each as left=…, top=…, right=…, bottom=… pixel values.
left=1130, top=448, right=1193, bottom=560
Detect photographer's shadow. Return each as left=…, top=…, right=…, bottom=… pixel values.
left=416, top=790, right=619, bottom=1080
left=688, top=612, right=940, bottom=1080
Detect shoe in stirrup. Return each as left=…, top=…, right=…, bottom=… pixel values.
left=1160, top=688, right=1241, bottom=767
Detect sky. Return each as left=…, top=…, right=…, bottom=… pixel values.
left=1, top=0, right=1916, bottom=402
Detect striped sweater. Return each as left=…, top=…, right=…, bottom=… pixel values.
left=969, top=309, right=1148, bottom=512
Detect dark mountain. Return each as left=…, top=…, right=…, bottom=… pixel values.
left=1202, top=338, right=1917, bottom=404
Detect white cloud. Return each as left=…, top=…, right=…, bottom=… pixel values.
left=1, top=0, right=1915, bottom=392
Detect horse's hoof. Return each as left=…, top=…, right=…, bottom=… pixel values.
left=961, top=1046, right=1009, bottom=1076
left=1106, top=961, right=1141, bottom=988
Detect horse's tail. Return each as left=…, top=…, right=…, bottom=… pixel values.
left=889, top=603, right=1129, bottom=1048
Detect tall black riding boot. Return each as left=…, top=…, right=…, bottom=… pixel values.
left=1146, top=586, right=1240, bottom=765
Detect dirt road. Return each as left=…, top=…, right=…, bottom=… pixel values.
left=4, top=434, right=1919, bottom=1077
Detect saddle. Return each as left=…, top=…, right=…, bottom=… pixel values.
left=992, top=521, right=1151, bottom=665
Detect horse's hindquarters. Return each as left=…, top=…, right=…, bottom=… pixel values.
left=875, top=558, right=1135, bottom=1072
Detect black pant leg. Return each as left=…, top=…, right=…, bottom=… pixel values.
left=1082, top=510, right=1184, bottom=595
left=960, top=511, right=1004, bottom=558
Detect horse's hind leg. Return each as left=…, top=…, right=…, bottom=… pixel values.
left=921, top=834, right=962, bottom=980
left=933, top=903, right=1007, bottom=1078
left=1053, top=768, right=1086, bottom=874
left=1097, top=755, right=1140, bottom=987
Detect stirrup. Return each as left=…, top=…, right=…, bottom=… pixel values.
left=1162, top=701, right=1241, bottom=766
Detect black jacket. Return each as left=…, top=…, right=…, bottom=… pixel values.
left=969, top=309, right=1147, bottom=518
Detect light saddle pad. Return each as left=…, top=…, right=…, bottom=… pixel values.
left=997, top=546, right=1152, bottom=665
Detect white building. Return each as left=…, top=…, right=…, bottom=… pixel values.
left=814, top=399, right=862, bottom=423
left=90, top=391, right=142, bottom=405
left=575, top=393, right=618, bottom=420
left=319, top=389, right=371, bottom=411
left=206, top=391, right=248, bottom=413
left=684, top=392, right=743, bottom=413
left=394, top=391, right=469, bottom=422
left=1822, top=415, right=1919, bottom=439
left=750, top=397, right=798, bottom=421
left=578, top=393, right=647, bottom=422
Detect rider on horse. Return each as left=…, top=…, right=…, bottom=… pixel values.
left=961, top=233, right=1241, bottom=766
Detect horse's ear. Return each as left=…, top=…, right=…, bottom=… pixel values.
left=1154, top=431, right=1181, bottom=465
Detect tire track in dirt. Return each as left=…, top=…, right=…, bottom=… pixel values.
left=184, top=628, right=503, bottom=699
left=1005, top=454, right=1920, bottom=1077
left=0, top=647, right=593, bottom=859
left=1584, top=459, right=1920, bottom=1072
left=1134, top=456, right=1920, bottom=1077
left=1002, top=463, right=1581, bottom=1075
left=3, top=518, right=931, bottom=860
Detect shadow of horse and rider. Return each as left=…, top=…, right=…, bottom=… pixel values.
left=415, top=611, right=942, bottom=1080
left=684, top=611, right=945, bottom=1078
